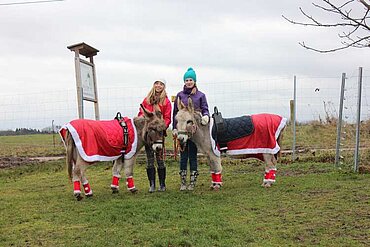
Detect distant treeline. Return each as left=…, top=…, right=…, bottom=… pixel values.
left=0, top=127, right=61, bottom=136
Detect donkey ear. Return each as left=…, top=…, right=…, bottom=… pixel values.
left=188, top=97, right=194, bottom=113
left=155, top=110, right=163, bottom=119
left=177, top=97, right=186, bottom=110
left=152, top=105, right=163, bottom=119
left=140, top=104, right=154, bottom=118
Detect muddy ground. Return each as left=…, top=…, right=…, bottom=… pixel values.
left=0, top=156, right=63, bottom=169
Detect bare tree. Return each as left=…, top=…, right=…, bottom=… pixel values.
left=282, top=0, right=370, bottom=53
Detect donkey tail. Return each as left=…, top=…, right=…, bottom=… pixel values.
left=65, top=130, right=74, bottom=180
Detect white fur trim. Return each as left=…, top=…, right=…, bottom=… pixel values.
left=265, top=168, right=277, bottom=172
left=110, top=185, right=119, bottom=189
left=124, top=118, right=137, bottom=160
left=209, top=118, right=221, bottom=157
left=226, top=117, right=287, bottom=156
left=207, top=115, right=287, bottom=157
left=60, top=118, right=138, bottom=162
left=212, top=181, right=223, bottom=185
left=61, top=123, right=121, bottom=162
left=84, top=190, right=93, bottom=196
left=263, top=179, right=276, bottom=183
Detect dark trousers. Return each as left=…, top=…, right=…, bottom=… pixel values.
left=180, top=140, right=197, bottom=171
left=145, top=145, right=165, bottom=169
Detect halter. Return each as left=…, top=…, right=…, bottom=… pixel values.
left=144, top=130, right=164, bottom=146
left=178, top=119, right=198, bottom=138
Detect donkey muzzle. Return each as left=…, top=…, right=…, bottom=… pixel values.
left=152, top=143, right=163, bottom=152
left=177, top=134, right=188, bottom=147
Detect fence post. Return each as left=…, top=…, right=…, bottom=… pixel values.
left=292, top=75, right=297, bottom=161
left=354, top=67, right=363, bottom=172
left=335, top=73, right=346, bottom=167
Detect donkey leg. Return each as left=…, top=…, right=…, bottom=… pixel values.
left=80, top=164, right=93, bottom=197
left=111, top=159, right=123, bottom=193
left=123, top=157, right=138, bottom=193
left=262, top=154, right=277, bottom=188
left=209, top=155, right=223, bottom=190
left=72, top=159, right=83, bottom=201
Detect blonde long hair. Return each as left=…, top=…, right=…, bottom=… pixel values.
left=146, top=83, right=167, bottom=105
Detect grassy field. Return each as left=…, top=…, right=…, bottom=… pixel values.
left=0, top=124, right=369, bottom=246
left=1, top=158, right=369, bottom=246
left=0, top=134, right=65, bottom=157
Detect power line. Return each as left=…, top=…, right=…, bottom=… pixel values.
left=0, top=0, right=64, bottom=6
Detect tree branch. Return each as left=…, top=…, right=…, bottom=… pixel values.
left=283, top=0, right=370, bottom=52
left=299, top=35, right=370, bottom=53
left=359, top=0, right=370, bottom=10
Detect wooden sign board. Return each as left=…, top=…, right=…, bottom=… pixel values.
left=80, top=59, right=96, bottom=102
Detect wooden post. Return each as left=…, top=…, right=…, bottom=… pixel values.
left=67, top=42, right=100, bottom=120
left=289, top=100, right=294, bottom=123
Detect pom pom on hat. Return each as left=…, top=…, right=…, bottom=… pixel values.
left=183, top=67, right=196, bottom=82
left=154, top=79, right=166, bottom=86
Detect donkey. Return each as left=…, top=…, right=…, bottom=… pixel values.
left=59, top=105, right=166, bottom=200
left=175, top=98, right=286, bottom=189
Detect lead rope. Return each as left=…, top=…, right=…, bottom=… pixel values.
left=173, top=134, right=178, bottom=161
left=162, top=135, right=166, bottom=161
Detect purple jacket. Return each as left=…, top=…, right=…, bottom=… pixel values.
left=172, top=86, right=209, bottom=129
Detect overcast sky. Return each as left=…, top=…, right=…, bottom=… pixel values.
left=0, top=0, right=369, bottom=130
left=0, top=0, right=368, bottom=95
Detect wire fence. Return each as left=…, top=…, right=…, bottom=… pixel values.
left=1, top=69, right=370, bottom=167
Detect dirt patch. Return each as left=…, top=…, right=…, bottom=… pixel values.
left=0, top=156, right=64, bottom=169
left=0, top=157, right=38, bottom=169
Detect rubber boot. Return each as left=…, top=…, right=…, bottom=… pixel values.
left=157, top=167, right=166, bottom=192
left=188, top=170, right=199, bottom=191
left=146, top=167, right=156, bottom=193
left=179, top=170, right=187, bottom=191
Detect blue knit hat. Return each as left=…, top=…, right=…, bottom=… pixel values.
left=183, top=67, right=196, bottom=82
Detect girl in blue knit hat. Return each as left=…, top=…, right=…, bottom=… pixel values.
left=172, top=67, right=210, bottom=191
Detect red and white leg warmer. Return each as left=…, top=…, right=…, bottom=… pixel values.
left=126, top=176, right=136, bottom=191
left=263, top=168, right=277, bottom=183
left=73, top=181, right=81, bottom=195
left=211, top=172, right=223, bottom=186
left=83, top=181, right=93, bottom=196
left=111, top=175, right=120, bottom=189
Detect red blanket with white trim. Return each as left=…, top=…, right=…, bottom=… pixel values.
left=211, top=114, right=286, bottom=158
left=59, top=118, right=137, bottom=162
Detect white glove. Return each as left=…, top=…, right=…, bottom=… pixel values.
left=201, top=115, right=210, bottom=126
left=172, top=129, right=178, bottom=136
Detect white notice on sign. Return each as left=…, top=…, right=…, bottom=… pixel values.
left=80, top=61, right=96, bottom=101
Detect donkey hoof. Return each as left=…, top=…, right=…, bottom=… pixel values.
left=130, top=188, right=138, bottom=194
left=111, top=187, right=119, bottom=194
left=211, top=184, right=221, bottom=191
left=75, top=194, right=83, bottom=201
left=262, top=183, right=272, bottom=188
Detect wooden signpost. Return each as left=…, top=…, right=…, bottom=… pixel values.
left=67, top=42, right=100, bottom=120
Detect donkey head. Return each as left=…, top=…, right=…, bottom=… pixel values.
left=140, top=104, right=167, bottom=151
left=175, top=98, right=200, bottom=147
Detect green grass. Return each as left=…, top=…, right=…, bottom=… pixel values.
left=1, top=159, right=369, bottom=246
left=0, top=125, right=369, bottom=246
left=0, top=134, right=65, bottom=157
